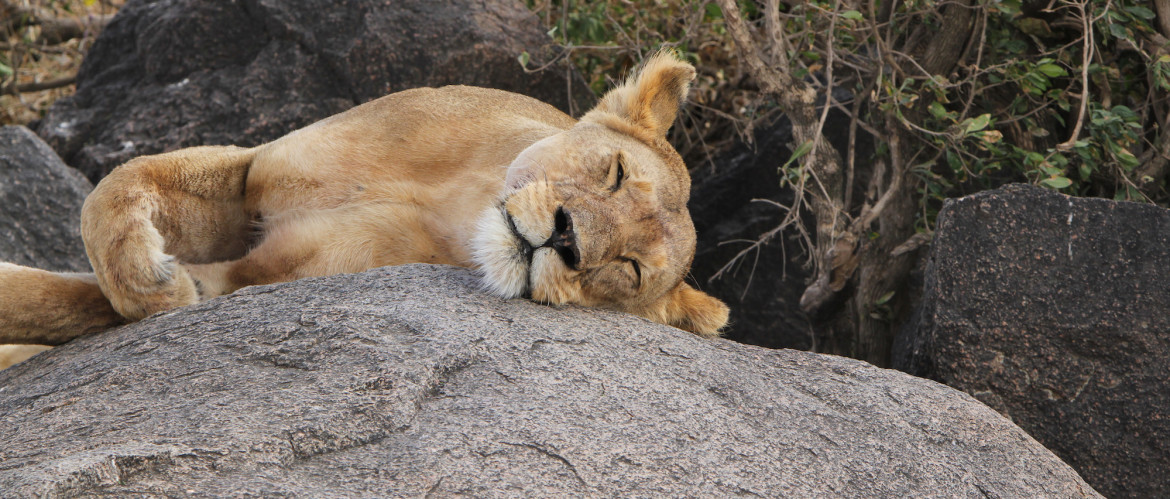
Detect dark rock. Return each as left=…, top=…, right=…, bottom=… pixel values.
left=0, top=264, right=1098, bottom=496
left=34, top=0, right=592, bottom=182
left=688, top=118, right=813, bottom=349
left=0, top=126, right=92, bottom=272
left=893, top=184, right=1170, bottom=499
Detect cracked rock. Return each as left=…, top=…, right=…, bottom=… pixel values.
left=894, top=184, right=1170, bottom=499
left=2, top=264, right=1098, bottom=496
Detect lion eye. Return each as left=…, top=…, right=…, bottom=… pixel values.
left=610, top=157, right=625, bottom=192
left=624, top=257, right=641, bottom=286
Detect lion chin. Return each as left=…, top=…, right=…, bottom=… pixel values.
left=469, top=200, right=566, bottom=303
left=471, top=196, right=585, bottom=306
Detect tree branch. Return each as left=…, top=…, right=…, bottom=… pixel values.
left=8, top=75, right=76, bottom=94
left=36, top=13, right=115, bottom=45
left=1057, top=1, right=1093, bottom=151
left=716, top=0, right=850, bottom=316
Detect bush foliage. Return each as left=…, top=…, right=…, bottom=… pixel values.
left=529, top=0, right=1170, bottom=218
left=527, top=0, right=1170, bottom=362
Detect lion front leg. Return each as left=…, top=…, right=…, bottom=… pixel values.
left=81, top=146, right=258, bottom=321
left=82, top=188, right=199, bottom=320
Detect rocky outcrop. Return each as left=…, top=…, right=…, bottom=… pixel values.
left=34, top=0, right=592, bottom=182
left=0, top=264, right=1097, bottom=496
left=894, top=184, right=1170, bottom=499
left=0, top=126, right=92, bottom=272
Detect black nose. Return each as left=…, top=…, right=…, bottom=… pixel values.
left=542, top=206, right=580, bottom=269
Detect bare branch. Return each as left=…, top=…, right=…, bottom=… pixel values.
left=10, top=75, right=76, bottom=93
left=763, top=0, right=790, bottom=67
left=1057, top=1, right=1094, bottom=151
left=812, top=0, right=842, bottom=174
left=36, top=14, right=115, bottom=45
left=717, top=0, right=852, bottom=316
left=854, top=117, right=905, bottom=231
left=890, top=232, right=932, bottom=257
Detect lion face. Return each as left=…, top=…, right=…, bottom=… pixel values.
left=471, top=53, right=729, bottom=336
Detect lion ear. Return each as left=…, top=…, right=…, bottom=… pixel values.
left=653, top=282, right=729, bottom=337
left=588, top=51, right=696, bottom=138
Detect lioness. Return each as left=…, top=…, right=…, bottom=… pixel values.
left=0, top=52, right=728, bottom=369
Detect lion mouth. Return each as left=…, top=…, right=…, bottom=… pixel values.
left=504, top=208, right=535, bottom=264
left=501, top=207, right=536, bottom=299
left=470, top=203, right=535, bottom=300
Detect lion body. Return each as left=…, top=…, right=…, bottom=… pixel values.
left=0, top=53, right=728, bottom=370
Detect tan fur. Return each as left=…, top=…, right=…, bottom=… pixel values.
left=0, top=52, right=729, bottom=360
left=0, top=344, right=53, bottom=371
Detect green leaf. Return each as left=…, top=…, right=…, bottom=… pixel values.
left=1109, top=23, right=1130, bottom=40
left=1111, top=105, right=1137, bottom=122
left=874, top=290, right=896, bottom=306
left=964, top=114, right=992, bottom=134
left=841, top=10, right=863, bottom=21
left=1041, top=176, right=1073, bottom=189
left=781, top=141, right=815, bottom=171
left=517, top=51, right=530, bottom=68
left=704, top=3, right=723, bottom=20
left=1125, top=5, right=1156, bottom=20
left=0, top=61, right=10, bottom=78
left=946, top=150, right=961, bottom=171
left=929, top=101, right=948, bottom=120
left=1037, top=63, right=1067, bottom=78
left=1117, top=149, right=1140, bottom=170
left=1018, top=17, right=1055, bottom=38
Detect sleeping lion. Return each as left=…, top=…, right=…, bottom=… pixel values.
left=0, top=52, right=729, bottom=369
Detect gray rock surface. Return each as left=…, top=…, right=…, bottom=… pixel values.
left=34, top=0, right=593, bottom=182
left=894, top=184, right=1170, bottom=498
left=0, top=126, right=92, bottom=272
left=0, top=264, right=1098, bottom=497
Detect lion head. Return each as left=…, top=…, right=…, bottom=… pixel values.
left=472, top=52, right=729, bottom=336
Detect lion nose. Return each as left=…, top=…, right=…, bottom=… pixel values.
left=542, top=206, right=580, bottom=269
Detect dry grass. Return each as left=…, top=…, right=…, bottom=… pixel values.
left=1, top=0, right=122, bottom=126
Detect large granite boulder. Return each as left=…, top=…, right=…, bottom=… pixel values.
left=0, top=264, right=1098, bottom=496
left=34, top=0, right=592, bottom=182
left=894, top=184, right=1170, bottom=498
left=0, top=126, right=92, bottom=272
